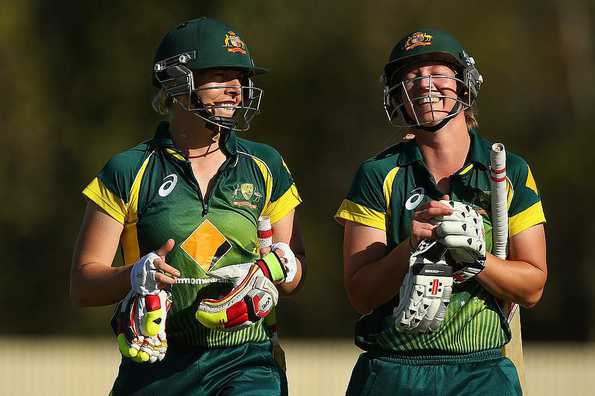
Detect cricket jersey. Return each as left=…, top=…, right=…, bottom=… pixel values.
left=83, top=121, right=301, bottom=347
left=335, top=128, right=545, bottom=353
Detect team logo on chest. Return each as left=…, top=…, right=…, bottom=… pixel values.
left=181, top=219, right=232, bottom=273
left=232, top=183, right=262, bottom=209
left=158, top=174, right=178, bottom=197
left=241, top=183, right=254, bottom=200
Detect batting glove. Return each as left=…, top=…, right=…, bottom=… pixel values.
left=130, top=252, right=162, bottom=296
left=195, top=252, right=286, bottom=331
left=270, top=242, right=297, bottom=283
left=435, top=200, right=487, bottom=283
left=394, top=240, right=453, bottom=333
left=112, top=289, right=172, bottom=364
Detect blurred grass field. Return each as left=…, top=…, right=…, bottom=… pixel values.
left=1, top=338, right=593, bottom=395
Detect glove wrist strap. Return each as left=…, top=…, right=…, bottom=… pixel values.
left=258, top=252, right=286, bottom=282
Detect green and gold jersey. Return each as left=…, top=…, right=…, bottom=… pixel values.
left=335, top=129, right=545, bottom=354
left=83, top=121, right=301, bottom=347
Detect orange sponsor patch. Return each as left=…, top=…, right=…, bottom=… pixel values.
left=181, top=220, right=231, bottom=272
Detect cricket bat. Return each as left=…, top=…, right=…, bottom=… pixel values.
left=258, top=216, right=287, bottom=372
left=490, top=143, right=527, bottom=394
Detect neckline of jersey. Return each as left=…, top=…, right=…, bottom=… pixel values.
left=396, top=128, right=491, bottom=173
left=151, top=121, right=239, bottom=160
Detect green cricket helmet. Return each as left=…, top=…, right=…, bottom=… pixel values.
left=381, top=28, right=483, bottom=130
left=153, top=17, right=267, bottom=132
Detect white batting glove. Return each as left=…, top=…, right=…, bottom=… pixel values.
left=435, top=200, right=487, bottom=283
left=394, top=240, right=453, bottom=333
left=270, top=242, right=297, bottom=283
left=130, top=252, right=161, bottom=296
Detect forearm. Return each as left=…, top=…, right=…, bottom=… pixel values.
left=346, top=238, right=411, bottom=314
left=476, top=253, right=546, bottom=308
left=278, top=254, right=306, bottom=296
left=70, top=261, right=132, bottom=307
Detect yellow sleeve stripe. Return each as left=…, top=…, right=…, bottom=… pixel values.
left=121, top=153, right=153, bottom=265
left=127, top=153, right=153, bottom=221
left=383, top=167, right=399, bottom=216
left=82, top=178, right=127, bottom=224
left=509, top=201, right=546, bottom=238
left=265, top=184, right=302, bottom=224
left=526, top=166, right=538, bottom=194
left=335, top=199, right=386, bottom=231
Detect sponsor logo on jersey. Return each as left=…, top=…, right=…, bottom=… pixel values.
left=405, top=187, right=425, bottom=210
left=404, top=32, right=433, bottom=51
left=158, top=174, right=178, bottom=197
left=223, top=31, right=247, bottom=54
left=232, top=183, right=261, bottom=209
left=181, top=219, right=232, bottom=272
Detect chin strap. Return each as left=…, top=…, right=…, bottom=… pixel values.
left=193, top=93, right=238, bottom=132
left=402, top=102, right=462, bottom=133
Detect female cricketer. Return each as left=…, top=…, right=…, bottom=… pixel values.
left=70, top=17, right=305, bottom=396
left=335, top=28, right=547, bottom=395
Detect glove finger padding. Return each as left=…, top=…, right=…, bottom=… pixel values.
left=138, top=292, right=171, bottom=337
left=435, top=200, right=487, bottom=283
left=440, top=235, right=485, bottom=262
left=196, top=262, right=280, bottom=330
left=394, top=240, right=453, bottom=334
left=113, top=290, right=171, bottom=364
left=113, top=292, right=141, bottom=359
left=435, top=200, right=483, bottom=224
left=435, top=200, right=485, bottom=243
left=435, top=217, right=484, bottom=239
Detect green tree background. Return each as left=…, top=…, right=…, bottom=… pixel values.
left=2, top=0, right=593, bottom=340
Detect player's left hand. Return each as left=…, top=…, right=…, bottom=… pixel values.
left=195, top=252, right=286, bottom=330
left=434, top=200, right=487, bottom=283
left=268, top=242, right=297, bottom=283
left=112, top=289, right=172, bottom=363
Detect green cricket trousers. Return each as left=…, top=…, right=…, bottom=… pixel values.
left=346, top=349, right=521, bottom=396
left=110, top=341, right=287, bottom=396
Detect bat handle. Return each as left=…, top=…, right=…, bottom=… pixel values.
left=257, top=216, right=273, bottom=249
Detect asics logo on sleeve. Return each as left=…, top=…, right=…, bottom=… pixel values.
left=159, top=174, right=178, bottom=197
left=405, top=187, right=425, bottom=210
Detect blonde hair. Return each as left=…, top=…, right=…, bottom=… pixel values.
left=151, top=88, right=174, bottom=115
left=464, top=104, right=479, bottom=130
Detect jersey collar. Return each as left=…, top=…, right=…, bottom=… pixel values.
left=396, top=139, right=424, bottom=166
left=465, top=128, right=491, bottom=169
left=396, top=128, right=491, bottom=171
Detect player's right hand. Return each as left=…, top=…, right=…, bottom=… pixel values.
left=393, top=240, right=453, bottom=333
left=130, top=239, right=180, bottom=296
left=112, top=289, right=172, bottom=364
